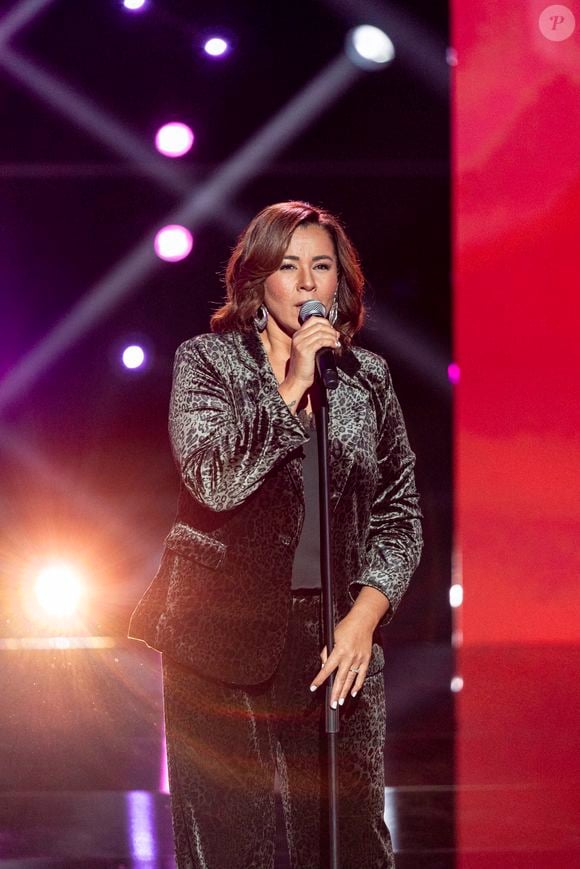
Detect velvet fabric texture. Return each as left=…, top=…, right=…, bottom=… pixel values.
left=128, top=326, right=422, bottom=868
left=163, top=594, right=395, bottom=869
left=128, top=327, right=422, bottom=686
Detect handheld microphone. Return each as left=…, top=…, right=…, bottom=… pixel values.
left=298, top=300, right=339, bottom=390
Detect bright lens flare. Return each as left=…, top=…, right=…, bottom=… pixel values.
left=35, top=564, right=83, bottom=617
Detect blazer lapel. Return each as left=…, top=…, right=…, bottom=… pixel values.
left=328, top=350, right=367, bottom=512
left=238, top=327, right=304, bottom=501
left=236, top=330, right=366, bottom=508
left=328, top=386, right=368, bottom=512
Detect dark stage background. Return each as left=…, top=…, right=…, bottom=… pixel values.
left=2, top=3, right=578, bottom=867
left=0, top=2, right=456, bottom=866
left=0, top=0, right=451, bottom=645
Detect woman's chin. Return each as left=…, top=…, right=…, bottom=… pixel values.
left=267, top=314, right=299, bottom=338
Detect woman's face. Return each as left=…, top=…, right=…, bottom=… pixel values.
left=263, top=224, right=338, bottom=337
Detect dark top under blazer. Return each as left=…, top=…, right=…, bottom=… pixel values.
left=128, top=326, right=423, bottom=685
left=291, top=423, right=322, bottom=590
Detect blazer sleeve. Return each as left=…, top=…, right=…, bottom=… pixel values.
left=350, top=359, right=423, bottom=624
left=168, top=337, right=307, bottom=512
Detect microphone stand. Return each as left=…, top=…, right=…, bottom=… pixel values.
left=313, top=353, right=340, bottom=869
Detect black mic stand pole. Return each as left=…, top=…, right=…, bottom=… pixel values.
left=313, top=353, right=340, bottom=869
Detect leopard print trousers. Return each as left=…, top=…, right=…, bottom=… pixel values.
left=162, top=593, right=395, bottom=868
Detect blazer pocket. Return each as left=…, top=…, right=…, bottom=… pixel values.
left=164, top=522, right=227, bottom=571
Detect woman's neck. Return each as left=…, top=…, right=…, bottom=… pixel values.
left=259, top=323, right=292, bottom=364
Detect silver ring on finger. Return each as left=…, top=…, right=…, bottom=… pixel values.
left=349, top=667, right=361, bottom=674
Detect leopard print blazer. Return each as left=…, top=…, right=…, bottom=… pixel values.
left=128, top=326, right=422, bottom=685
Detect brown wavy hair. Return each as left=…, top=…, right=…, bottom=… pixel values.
left=210, top=201, right=365, bottom=344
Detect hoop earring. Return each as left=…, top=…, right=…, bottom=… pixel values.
left=255, top=304, right=268, bottom=332
left=328, top=296, right=339, bottom=325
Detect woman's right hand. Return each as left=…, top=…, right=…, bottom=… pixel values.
left=279, top=318, right=341, bottom=409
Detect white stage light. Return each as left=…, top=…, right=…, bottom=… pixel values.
left=450, top=676, right=464, bottom=693
left=0, top=52, right=362, bottom=413
left=347, top=25, right=395, bottom=69
left=155, top=122, right=194, bottom=158
left=154, top=225, right=193, bottom=262
left=204, top=37, right=229, bottom=58
left=123, top=0, right=147, bottom=10
left=449, top=584, right=463, bottom=608
left=122, top=345, right=145, bottom=369
left=35, top=564, right=83, bottom=618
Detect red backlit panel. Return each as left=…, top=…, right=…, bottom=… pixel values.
left=454, top=2, right=580, bottom=862
left=454, top=0, right=580, bottom=645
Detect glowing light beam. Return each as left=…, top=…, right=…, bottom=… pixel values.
left=363, top=305, right=450, bottom=392
left=0, top=53, right=363, bottom=414
left=125, top=792, right=158, bottom=861
left=0, top=0, right=56, bottom=46
left=325, top=0, right=447, bottom=95
left=0, top=423, right=159, bottom=569
left=0, top=46, right=186, bottom=195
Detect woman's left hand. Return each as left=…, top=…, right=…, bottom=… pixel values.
left=309, top=586, right=390, bottom=706
left=309, top=609, right=375, bottom=707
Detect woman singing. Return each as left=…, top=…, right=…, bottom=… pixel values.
left=129, top=200, right=422, bottom=868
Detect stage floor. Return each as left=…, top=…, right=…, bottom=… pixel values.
left=0, top=641, right=578, bottom=868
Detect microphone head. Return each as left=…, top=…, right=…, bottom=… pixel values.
left=298, top=299, right=326, bottom=325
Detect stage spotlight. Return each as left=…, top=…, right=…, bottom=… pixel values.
left=346, top=25, right=395, bottom=69
left=123, top=0, right=147, bottom=10
left=35, top=563, right=83, bottom=618
left=203, top=37, right=229, bottom=58
left=449, top=584, right=463, bottom=608
left=122, top=345, right=145, bottom=369
left=154, top=225, right=193, bottom=262
left=155, top=122, right=194, bottom=158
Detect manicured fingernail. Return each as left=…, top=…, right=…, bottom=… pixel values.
left=339, top=698, right=345, bottom=706
left=331, top=700, right=337, bottom=709
left=310, top=685, right=318, bottom=692
left=351, top=691, right=357, bottom=698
